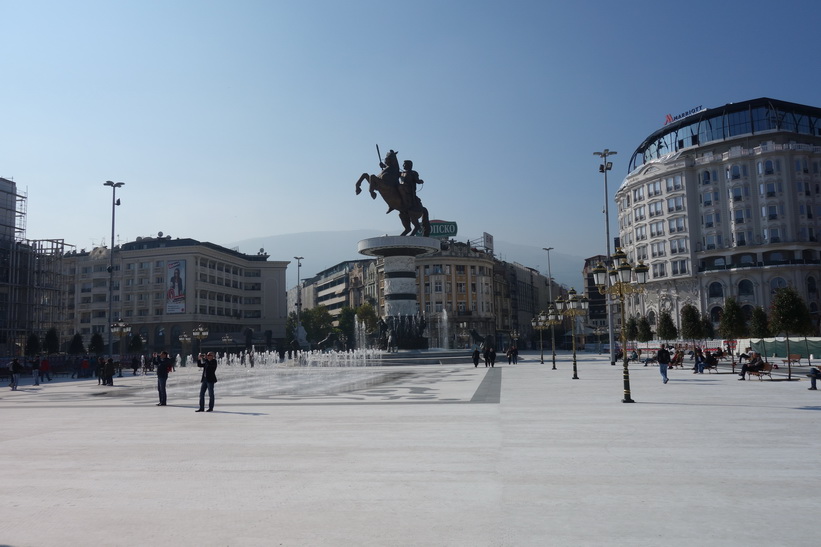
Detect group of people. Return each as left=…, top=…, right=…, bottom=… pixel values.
left=471, top=346, right=499, bottom=367
left=152, top=350, right=218, bottom=412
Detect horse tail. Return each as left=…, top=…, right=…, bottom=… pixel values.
left=422, top=207, right=431, bottom=237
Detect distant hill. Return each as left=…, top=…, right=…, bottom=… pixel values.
left=228, top=230, right=589, bottom=290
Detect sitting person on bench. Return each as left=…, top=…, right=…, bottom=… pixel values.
left=807, top=367, right=821, bottom=390
left=738, top=351, right=764, bottom=380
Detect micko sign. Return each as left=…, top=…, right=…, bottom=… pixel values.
left=418, top=220, right=457, bottom=239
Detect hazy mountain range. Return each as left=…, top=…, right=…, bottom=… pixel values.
left=229, top=230, right=590, bottom=291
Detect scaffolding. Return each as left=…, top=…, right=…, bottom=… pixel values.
left=0, top=178, right=71, bottom=355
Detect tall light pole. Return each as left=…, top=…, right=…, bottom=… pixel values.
left=294, top=256, right=303, bottom=348
left=543, top=247, right=557, bottom=369
left=104, top=180, right=124, bottom=359
left=594, top=149, right=617, bottom=366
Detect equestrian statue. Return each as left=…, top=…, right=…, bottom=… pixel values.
left=355, top=146, right=432, bottom=237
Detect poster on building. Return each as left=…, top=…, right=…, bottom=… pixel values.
left=166, top=260, right=186, bottom=314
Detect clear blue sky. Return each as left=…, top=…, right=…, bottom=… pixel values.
left=3, top=0, right=820, bottom=265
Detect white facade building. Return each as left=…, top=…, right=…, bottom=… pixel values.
left=616, top=98, right=821, bottom=331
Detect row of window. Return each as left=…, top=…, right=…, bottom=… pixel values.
left=707, top=276, right=817, bottom=298
left=420, top=264, right=489, bottom=276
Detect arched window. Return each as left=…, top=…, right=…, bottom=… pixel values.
left=702, top=170, right=711, bottom=184
left=808, top=276, right=817, bottom=294
left=770, top=277, right=787, bottom=294
left=710, top=306, right=723, bottom=323
left=709, top=282, right=724, bottom=298
left=731, top=165, right=741, bottom=180
left=648, top=310, right=657, bottom=326
left=738, top=279, right=754, bottom=297
left=764, top=160, right=774, bottom=174
left=154, top=325, right=166, bottom=348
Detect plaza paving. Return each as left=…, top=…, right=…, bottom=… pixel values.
left=2, top=351, right=820, bottom=547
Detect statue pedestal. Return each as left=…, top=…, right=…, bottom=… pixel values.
left=358, top=236, right=441, bottom=349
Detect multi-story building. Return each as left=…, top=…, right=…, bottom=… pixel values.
left=64, top=235, right=288, bottom=353
left=616, top=97, right=821, bottom=332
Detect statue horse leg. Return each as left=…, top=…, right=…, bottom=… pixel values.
left=355, top=173, right=379, bottom=199
left=399, top=211, right=413, bottom=236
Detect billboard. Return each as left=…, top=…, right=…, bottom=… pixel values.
left=425, top=219, right=458, bottom=239
left=166, top=260, right=186, bottom=314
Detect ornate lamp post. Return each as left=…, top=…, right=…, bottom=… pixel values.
left=294, top=256, right=304, bottom=348
left=531, top=311, right=548, bottom=365
left=110, top=319, right=131, bottom=377
left=592, top=248, right=649, bottom=403
left=510, top=329, right=519, bottom=349
left=221, top=333, right=232, bottom=354
left=193, top=324, right=209, bottom=357
left=556, top=289, right=588, bottom=380
left=178, top=333, right=191, bottom=364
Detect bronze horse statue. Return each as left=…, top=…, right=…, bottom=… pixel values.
left=355, top=149, right=431, bottom=236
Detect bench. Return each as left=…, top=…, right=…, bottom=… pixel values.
left=702, top=361, right=719, bottom=373
left=782, top=354, right=802, bottom=367
left=747, top=363, right=774, bottom=381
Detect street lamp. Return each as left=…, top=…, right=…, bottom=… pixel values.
left=104, top=180, right=124, bottom=359
left=193, top=324, right=209, bottom=357
left=594, top=150, right=617, bottom=366
left=543, top=246, right=559, bottom=368
left=221, top=333, right=232, bottom=353
left=556, top=288, right=588, bottom=380
left=531, top=311, right=548, bottom=365
left=294, top=256, right=304, bottom=348
left=592, top=248, right=649, bottom=403
left=110, top=319, right=131, bottom=377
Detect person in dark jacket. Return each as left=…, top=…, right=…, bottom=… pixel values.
left=472, top=348, right=480, bottom=368
left=156, top=351, right=172, bottom=406
left=10, top=358, right=22, bottom=390
left=195, top=352, right=218, bottom=412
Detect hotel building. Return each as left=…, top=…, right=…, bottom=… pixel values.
left=615, top=98, right=821, bottom=331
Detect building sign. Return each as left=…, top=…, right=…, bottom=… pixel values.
left=425, top=220, right=458, bottom=239
left=664, top=105, right=705, bottom=125
left=166, top=259, right=186, bottom=314
left=483, top=232, right=494, bottom=254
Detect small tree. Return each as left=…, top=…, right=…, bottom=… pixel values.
left=337, top=307, right=357, bottom=349
left=749, top=306, right=771, bottom=356
left=719, top=297, right=747, bottom=371
left=656, top=310, right=678, bottom=343
left=88, top=332, right=105, bottom=356
left=43, top=327, right=60, bottom=355
left=680, top=304, right=703, bottom=347
left=26, top=333, right=41, bottom=357
left=625, top=317, right=639, bottom=344
left=769, top=287, right=814, bottom=380
left=356, top=302, right=380, bottom=334
left=68, top=333, right=85, bottom=355
left=701, top=316, right=715, bottom=340
left=127, top=333, right=143, bottom=354
left=637, top=316, right=653, bottom=343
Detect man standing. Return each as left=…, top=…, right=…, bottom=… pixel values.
left=156, top=351, right=172, bottom=406
left=657, top=345, right=671, bottom=384
left=195, top=352, right=218, bottom=412
left=10, top=358, right=22, bottom=390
